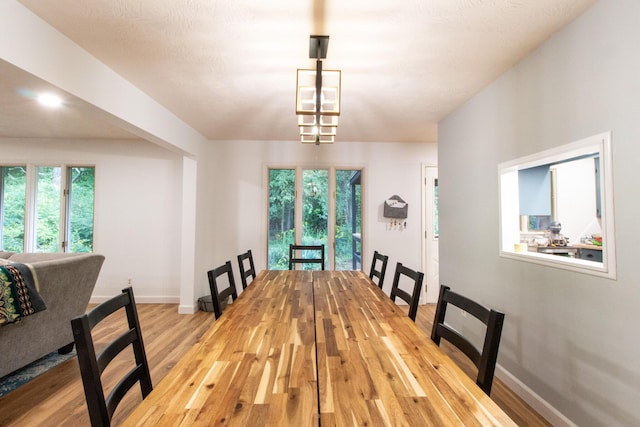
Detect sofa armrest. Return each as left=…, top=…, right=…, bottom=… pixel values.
left=0, top=253, right=105, bottom=377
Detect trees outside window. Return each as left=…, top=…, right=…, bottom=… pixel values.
left=35, top=166, right=61, bottom=252
left=0, top=165, right=95, bottom=253
left=67, top=167, right=95, bottom=253
left=0, top=166, right=26, bottom=252
left=267, top=167, right=362, bottom=270
left=268, top=169, right=295, bottom=269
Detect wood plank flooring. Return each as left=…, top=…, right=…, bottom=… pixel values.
left=0, top=303, right=550, bottom=426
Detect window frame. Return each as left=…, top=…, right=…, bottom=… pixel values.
left=265, top=164, right=365, bottom=271
left=0, top=163, right=95, bottom=253
left=64, top=166, right=96, bottom=253
left=498, top=132, right=616, bottom=279
left=0, top=165, right=27, bottom=252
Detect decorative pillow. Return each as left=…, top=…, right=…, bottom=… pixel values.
left=0, top=262, right=46, bottom=326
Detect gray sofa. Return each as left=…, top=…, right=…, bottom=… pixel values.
left=0, top=252, right=105, bottom=378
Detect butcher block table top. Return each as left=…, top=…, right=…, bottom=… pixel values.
left=122, top=270, right=514, bottom=426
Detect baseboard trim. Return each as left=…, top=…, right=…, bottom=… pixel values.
left=90, top=295, right=180, bottom=304
left=90, top=295, right=198, bottom=314
left=495, top=365, right=577, bottom=427
left=178, top=304, right=198, bottom=314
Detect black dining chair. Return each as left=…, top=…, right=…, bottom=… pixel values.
left=389, top=262, right=424, bottom=322
left=237, top=249, right=256, bottom=290
left=207, top=260, right=239, bottom=319
left=369, top=250, right=389, bottom=289
left=430, top=284, right=505, bottom=395
left=71, top=287, right=153, bottom=427
left=288, top=244, right=325, bottom=270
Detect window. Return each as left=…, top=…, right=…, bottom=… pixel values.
left=0, top=165, right=95, bottom=253
left=268, top=169, right=295, bottom=269
left=66, top=167, right=95, bottom=253
left=267, top=166, right=363, bottom=270
left=499, top=132, right=616, bottom=279
left=0, top=166, right=26, bottom=252
left=35, top=166, right=61, bottom=252
left=335, top=170, right=361, bottom=270
left=302, top=169, right=328, bottom=268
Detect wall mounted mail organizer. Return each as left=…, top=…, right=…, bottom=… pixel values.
left=384, top=195, right=407, bottom=230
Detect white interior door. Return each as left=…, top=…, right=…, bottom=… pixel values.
left=423, top=166, right=439, bottom=303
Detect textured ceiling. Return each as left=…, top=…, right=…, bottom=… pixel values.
left=3, top=0, right=596, bottom=143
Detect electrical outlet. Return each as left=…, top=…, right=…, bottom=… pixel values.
left=127, top=277, right=132, bottom=286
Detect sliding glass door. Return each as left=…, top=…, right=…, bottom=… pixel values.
left=302, top=169, right=328, bottom=268
left=335, top=170, right=361, bottom=270
left=267, top=169, right=295, bottom=269
left=267, top=167, right=362, bottom=270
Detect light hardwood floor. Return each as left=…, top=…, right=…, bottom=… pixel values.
left=0, top=304, right=550, bottom=426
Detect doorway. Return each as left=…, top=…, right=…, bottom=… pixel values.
left=267, top=167, right=362, bottom=270
left=423, top=166, right=439, bottom=303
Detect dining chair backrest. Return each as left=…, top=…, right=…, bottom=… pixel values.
left=288, top=244, right=325, bottom=270
left=237, top=249, right=256, bottom=290
left=389, top=262, right=424, bottom=321
left=71, top=287, right=152, bottom=426
left=369, top=250, right=389, bottom=289
left=207, top=260, right=239, bottom=319
left=430, top=284, right=505, bottom=395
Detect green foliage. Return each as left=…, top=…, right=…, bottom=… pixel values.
left=268, top=169, right=295, bottom=239
left=268, top=168, right=362, bottom=270
left=335, top=170, right=361, bottom=270
left=68, top=167, right=95, bottom=253
left=1, top=166, right=94, bottom=253
left=35, top=167, right=61, bottom=252
left=268, top=229, right=294, bottom=270
left=302, top=169, right=328, bottom=238
left=1, top=167, right=26, bottom=252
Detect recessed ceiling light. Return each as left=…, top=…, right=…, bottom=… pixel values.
left=37, top=93, right=63, bottom=108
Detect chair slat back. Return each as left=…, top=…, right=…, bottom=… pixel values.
left=289, top=244, right=325, bottom=270
left=369, top=250, right=389, bottom=289
left=389, top=262, right=424, bottom=321
left=237, top=249, right=256, bottom=289
left=430, top=284, right=505, bottom=395
left=71, top=287, right=152, bottom=426
left=207, top=260, right=239, bottom=319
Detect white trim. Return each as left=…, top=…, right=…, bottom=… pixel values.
left=264, top=162, right=366, bottom=271
left=90, top=295, right=180, bottom=304
left=421, top=163, right=439, bottom=304
left=178, top=304, right=198, bottom=314
left=498, top=132, right=616, bottom=280
left=495, top=365, right=578, bottom=427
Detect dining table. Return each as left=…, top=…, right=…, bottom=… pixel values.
left=122, top=270, right=515, bottom=426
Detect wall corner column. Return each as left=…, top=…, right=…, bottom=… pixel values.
left=179, top=156, right=198, bottom=314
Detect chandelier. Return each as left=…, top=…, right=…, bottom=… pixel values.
left=296, top=35, right=341, bottom=145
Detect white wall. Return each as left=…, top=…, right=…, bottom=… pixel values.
left=0, top=138, right=185, bottom=302
left=439, top=1, right=640, bottom=426
left=1, top=137, right=436, bottom=307
left=196, top=140, right=437, bottom=299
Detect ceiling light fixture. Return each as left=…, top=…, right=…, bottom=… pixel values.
left=37, top=93, right=63, bottom=108
left=296, top=35, right=341, bottom=145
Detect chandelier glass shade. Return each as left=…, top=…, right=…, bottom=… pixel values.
left=295, top=69, right=341, bottom=116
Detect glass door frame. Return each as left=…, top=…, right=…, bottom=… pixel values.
left=296, top=167, right=332, bottom=268
left=266, top=164, right=365, bottom=271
